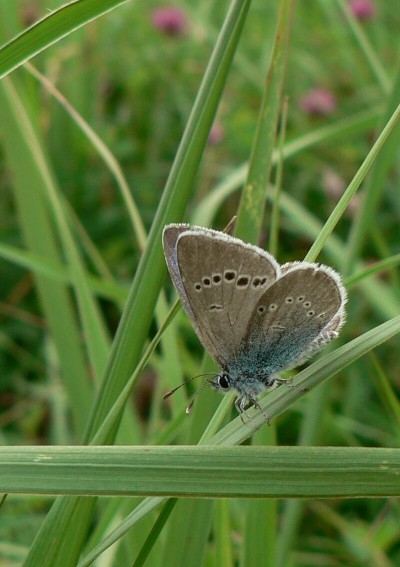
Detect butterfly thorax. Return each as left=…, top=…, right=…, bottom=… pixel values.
left=212, top=369, right=278, bottom=415
left=213, top=366, right=277, bottom=397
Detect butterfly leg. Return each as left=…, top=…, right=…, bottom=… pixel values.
left=235, top=394, right=270, bottom=425
left=251, top=397, right=270, bottom=425
left=236, top=396, right=251, bottom=423
left=274, top=375, right=308, bottom=393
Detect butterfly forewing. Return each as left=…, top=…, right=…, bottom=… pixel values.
left=244, top=265, right=343, bottom=374
left=163, top=225, right=279, bottom=367
left=163, top=225, right=196, bottom=318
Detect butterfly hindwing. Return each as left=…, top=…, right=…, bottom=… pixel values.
left=243, top=264, right=345, bottom=375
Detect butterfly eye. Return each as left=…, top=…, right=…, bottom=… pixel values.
left=218, top=373, right=231, bottom=390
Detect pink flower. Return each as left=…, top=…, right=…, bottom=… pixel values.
left=299, top=87, right=337, bottom=117
left=322, top=169, right=346, bottom=200
left=322, top=168, right=361, bottom=216
left=151, top=7, right=188, bottom=36
left=348, top=0, right=376, bottom=21
left=208, top=123, right=225, bottom=145
left=321, top=169, right=361, bottom=218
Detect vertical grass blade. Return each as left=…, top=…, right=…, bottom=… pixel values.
left=0, top=80, right=93, bottom=436
left=84, top=0, right=253, bottom=442
left=343, top=65, right=400, bottom=274
left=235, top=0, right=293, bottom=243
left=305, top=101, right=400, bottom=263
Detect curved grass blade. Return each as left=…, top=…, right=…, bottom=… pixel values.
left=0, top=0, right=128, bottom=79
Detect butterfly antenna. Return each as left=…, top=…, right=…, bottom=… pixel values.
left=162, top=372, right=217, bottom=401
left=222, top=215, right=237, bottom=235
left=185, top=377, right=215, bottom=414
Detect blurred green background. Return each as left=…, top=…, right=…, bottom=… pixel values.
left=1, top=1, right=400, bottom=566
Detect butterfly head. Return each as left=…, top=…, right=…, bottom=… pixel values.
left=210, top=371, right=233, bottom=392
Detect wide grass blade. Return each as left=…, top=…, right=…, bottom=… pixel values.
left=2, top=445, right=400, bottom=499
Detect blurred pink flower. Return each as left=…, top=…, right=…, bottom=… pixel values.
left=299, top=87, right=337, bottom=117
left=208, top=123, right=225, bottom=145
left=322, top=168, right=361, bottom=216
left=348, top=0, right=376, bottom=21
left=322, top=169, right=346, bottom=200
left=151, top=6, right=188, bottom=36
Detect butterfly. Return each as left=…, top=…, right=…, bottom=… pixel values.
left=163, top=224, right=347, bottom=415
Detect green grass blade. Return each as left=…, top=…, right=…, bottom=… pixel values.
left=25, top=63, right=147, bottom=251
left=0, top=242, right=128, bottom=303
left=235, top=0, right=293, bottom=243
left=335, top=0, right=390, bottom=92
left=0, top=81, right=93, bottom=436
left=214, top=500, right=234, bottom=567
left=1, top=78, right=110, bottom=380
left=343, top=65, right=400, bottom=275
left=345, top=254, right=400, bottom=288
left=78, top=497, right=168, bottom=567
left=132, top=499, right=176, bottom=567
left=0, top=75, right=114, bottom=567
left=269, top=97, right=289, bottom=257
left=304, top=102, right=400, bottom=263
left=0, top=0, right=128, bottom=79
left=242, top=425, right=277, bottom=567
left=2, top=445, right=400, bottom=498
left=90, top=300, right=180, bottom=445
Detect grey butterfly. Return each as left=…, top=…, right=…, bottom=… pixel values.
left=163, top=224, right=347, bottom=415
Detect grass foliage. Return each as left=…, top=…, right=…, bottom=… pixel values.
left=0, top=0, right=400, bottom=566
